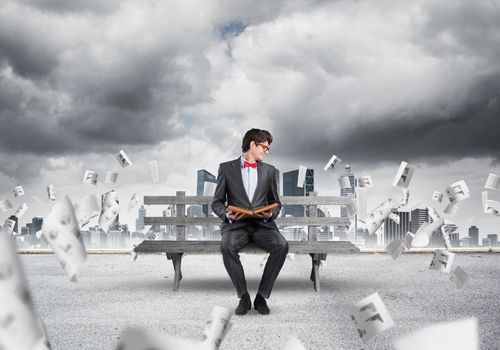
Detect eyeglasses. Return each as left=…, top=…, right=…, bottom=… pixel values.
left=255, top=142, right=270, bottom=153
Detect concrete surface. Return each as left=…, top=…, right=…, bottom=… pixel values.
left=22, top=253, right=500, bottom=349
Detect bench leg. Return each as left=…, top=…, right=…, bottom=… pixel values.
left=166, top=253, right=183, bottom=291
left=309, top=253, right=321, bottom=292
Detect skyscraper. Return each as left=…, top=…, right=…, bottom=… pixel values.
left=136, top=205, right=146, bottom=231
left=410, top=208, right=429, bottom=234
left=31, top=216, right=43, bottom=240
left=339, top=165, right=356, bottom=218
left=283, top=168, right=314, bottom=217
left=468, top=226, right=479, bottom=247
left=383, top=209, right=410, bottom=244
left=487, top=234, right=498, bottom=246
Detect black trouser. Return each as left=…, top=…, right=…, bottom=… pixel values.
left=220, top=222, right=289, bottom=299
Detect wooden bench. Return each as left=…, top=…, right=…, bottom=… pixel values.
left=134, top=191, right=360, bottom=292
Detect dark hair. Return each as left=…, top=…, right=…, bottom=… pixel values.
left=241, top=128, right=273, bottom=152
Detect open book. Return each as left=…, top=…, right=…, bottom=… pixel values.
left=227, top=203, right=278, bottom=216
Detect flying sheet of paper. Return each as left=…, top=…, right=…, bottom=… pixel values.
left=440, top=224, right=456, bottom=250
left=394, top=318, right=478, bottom=350
left=75, top=195, right=100, bottom=228
left=149, top=160, right=160, bottom=183
left=392, top=161, right=415, bottom=188
left=98, top=190, right=120, bottom=233
left=350, top=292, right=394, bottom=345
left=323, top=154, right=342, bottom=172
left=13, top=186, right=25, bottom=197
left=357, top=175, right=373, bottom=188
left=297, top=165, right=307, bottom=188
left=116, top=149, right=133, bottom=168
left=429, top=249, right=455, bottom=273
left=128, top=193, right=139, bottom=211
left=105, top=171, right=119, bottom=184
left=432, top=191, right=443, bottom=203
left=443, top=203, right=458, bottom=217
left=46, top=185, right=56, bottom=201
left=412, top=217, right=445, bottom=248
left=385, top=240, right=405, bottom=260
left=445, top=180, right=470, bottom=204
left=14, top=203, right=28, bottom=219
left=4, top=218, right=16, bottom=235
left=449, top=266, right=469, bottom=289
left=399, top=189, right=410, bottom=207
left=402, top=232, right=414, bottom=249
left=200, top=306, right=233, bottom=349
left=281, top=336, right=307, bottom=350
left=42, top=196, right=87, bottom=280
left=388, top=213, right=400, bottom=225
left=82, top=170, right=98, bottom=185
left=0, top=199, right=13, bottom=212
left=427, top=206, right=441, bottom=221
left=338, top=176, right=351, bottom=189
left=481, top=191, right=488, bottom=208
left=0, top=230, right=46, bottom=350
left=203, top=182, right=216, bottom=196
left=364, top=198, right=395, bottom=236
left=484, top=173, right=500, bottom=190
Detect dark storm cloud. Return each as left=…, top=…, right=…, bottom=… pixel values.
left=271, top=72, right=500, bottom=166
left=18, top=0, right=121, bottom=15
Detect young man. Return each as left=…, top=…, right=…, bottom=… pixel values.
left=211, top=128, right=289, bottom=315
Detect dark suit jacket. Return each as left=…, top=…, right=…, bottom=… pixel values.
left=211, top=157, right=281, bottom=233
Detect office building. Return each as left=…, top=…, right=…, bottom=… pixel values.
left=410, top=208, right=429, bottom=234
left=283, top=168, right=314, bottom=217
left=136, top=206, right=146, bottom=231
left=487, top=234, right=498, bottom=246
left=339, top=165, right=356, bottom=218
left=468, top=226, right=479, bottom=247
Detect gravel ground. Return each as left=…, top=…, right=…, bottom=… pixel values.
left=22, top=252, right=500, bottom=350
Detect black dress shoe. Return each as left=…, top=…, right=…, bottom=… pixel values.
left=235, top=292, right=251, bottom=315
left=254, top=293, right=270, bottom=315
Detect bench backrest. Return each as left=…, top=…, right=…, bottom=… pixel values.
left=143, top=191, right=352, bottom=242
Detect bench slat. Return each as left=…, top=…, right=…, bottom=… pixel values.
left=144, top=195, right=352, bottom=206
left=134, top=240, right=360, bottom=254
left=144, top=217, right=351, bottom=226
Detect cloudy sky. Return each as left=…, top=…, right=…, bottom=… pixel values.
left=1, top=0, right=499, bottom=240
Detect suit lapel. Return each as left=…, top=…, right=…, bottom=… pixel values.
left=231, top=158, right=251, bottom=206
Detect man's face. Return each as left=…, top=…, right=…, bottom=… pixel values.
left=250, top=141, right=270, bottom=161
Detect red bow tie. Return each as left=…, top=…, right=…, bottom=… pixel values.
left=243, top=161, right=258, bottom=169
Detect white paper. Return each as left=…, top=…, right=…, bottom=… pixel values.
left=388, top=213, right=400, bottom=225
left=203, top=182, right=216, bottom=196
left=83, top=170, right=98, bottom=185
left=481, top=191, right=488, bottom=208
left=449, top=266, right=469, bottom=289
left=427, top=206, right=441, bottom=221
left=128, top=193, right=139, bottom=211
left=3, top=218, right=16, bottom=235
left=429, top=249, right=455, bottom=273
left=105, top=171, right=119, bottom=184
left=116, top=149, right=132, bottom=168
left=432, top=191, right=443, bottom=203
left=323, top=154, right=342, bottom=172
left=392, top=161, right=415, bottom=188
left=440, top=224, right=457, bottom=250
left=42, top=196, right=87, bottom=280
left=412, top=217, right=445, bottom=248
left=98, top=190, right=120, bottom=233
left=357, top=175, right=373, bottom=188
left=394, top=318, right=478, bottom=350
left=385, top=240, right=405, bottom=260
left=445, top=180, right=470, bottom=204
left=13, top=186, right=25, bottom=197
left=350, top=292, right=394, bottom=345
left=338, top=176, right=351, bottom=189
left=281, top=336, right=307, bottom=350
left=201, top=306, right=233, bottom=349
left=364, top=198, right=395, bottom=236
left=46, top=185, right=56, bottom=201
left=443, top=203, right=458, bottom=217
left=149, top=160, right=160, bottom=183
left=484, top=173, right=500, bottom=190
left=400, top=189, right=410, bottom=207
left=402, top=232, right=414, bottom=249
left=297, top=165, right=307, bottom=188
left=0, top=199, right=13, bottom=212
left=14, top=203, right=28, bottom=219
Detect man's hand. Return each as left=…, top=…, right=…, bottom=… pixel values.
left=253, top=210, right=272, bottom=219
left=227, top=210, right=250, bottom=222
